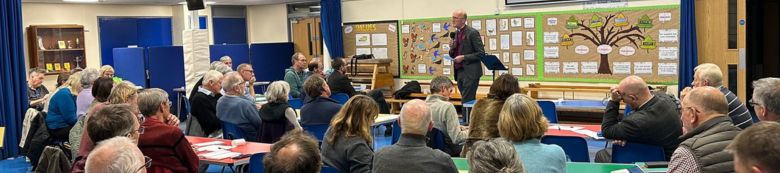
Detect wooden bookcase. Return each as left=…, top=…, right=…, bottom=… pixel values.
left=27, top=24, right=86, bottom=74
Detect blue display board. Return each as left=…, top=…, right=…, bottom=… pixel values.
left=98, top=17, right=173, bottom=66
left=250, top=42, right=294, bottom=83
left=210, top=44, right=250, bottom=70
left=146, top=46, right=185, bottom=110
left=112, top=47, right=147, bottom=87
left=213, top=17, right=248, bottom=44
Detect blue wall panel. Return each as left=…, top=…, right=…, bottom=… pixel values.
left=250, top=43, right=294, bottom=83
left=213, top=17, right=247, bottom=44
left=137, top=18, right=173, bottom=47
left=98, top=17, right=172, bottom=66
left=112, top=47, right=147, bottom=87
left=199, top=16, right=207, bottom=29
left=210, top=44, right=249, bottom=69
left=146, top=46, right=185, bottom=110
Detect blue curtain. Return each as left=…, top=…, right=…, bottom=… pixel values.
left=0, top=0, right=29, bottom=159
left=320, top=0, right=344, bottom=58
left=679, top=0, right=698, bottom=94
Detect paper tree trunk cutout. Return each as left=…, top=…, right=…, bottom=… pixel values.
left=569, top=14, right=645, bottom=74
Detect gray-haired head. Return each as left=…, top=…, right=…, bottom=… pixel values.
left=210, top=61, right=233, bottom=74
left=694, top=63, right=723, bottom=87
left=86, top=136, right=146, bottom=173
left=429, top=76, right=454, bottom=94
left=753, top=77, right=780, bottom=117
left=220, top=56, right=232, bottom=62
left=266, top=81, right=290, bottom=103
left=467, top=138, right=524, bottom=173
left=221, top=72, right=245, bottom=96
left=137, top=88, right=169, bottom=117
left=80, top=68, right=100, bottom=88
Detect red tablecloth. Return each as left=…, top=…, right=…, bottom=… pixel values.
left=544, top=124, right=602, bottom=139
left=187, top=136, right=272, bottom=165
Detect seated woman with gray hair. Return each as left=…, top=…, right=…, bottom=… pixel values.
left=257, top=81, right=302, bottom=143
left=137, top=88, right=198, bottom=172
left=467, top=138, right=525, bottom=173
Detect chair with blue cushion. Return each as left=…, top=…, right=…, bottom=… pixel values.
left=391, top=120, right=402, bottom=144
left=302, top=124, right=330, bottom=142
left=248, top=153, right=266, bottom=173
left=330, top=93, right=350, bottom=105
left=289, top=98, right=303, bottom=109
left=221, top=121, right=246, bottom=140
left=321, top=165, right=341, bottom=173
left=537, top=101, right=559, bottom=123
left=540, top=135, right=590, bottom=162
left=612, top=142, right=666, bottom=163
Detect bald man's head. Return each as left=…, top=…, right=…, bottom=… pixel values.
left=400, top=99, right=432, bottom=135
left=451, top=9, right=468, bottom=29
left=619, top=75, right=650, bottom=96
left=684, top=87, right=728, bottom=115
left=263, top=130, right=321, bottom=173
left=86, top=137, right=146, bottom=173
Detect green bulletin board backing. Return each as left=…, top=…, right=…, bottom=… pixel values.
left=397, top=5, right=680, bottom=85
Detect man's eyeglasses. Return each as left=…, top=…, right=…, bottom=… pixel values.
left=748, top=99, right=762, bottom=107
left=136, top=156, right=152, bottom=172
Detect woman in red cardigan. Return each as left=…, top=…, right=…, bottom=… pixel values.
left=136, top=88, right=197, bottom=173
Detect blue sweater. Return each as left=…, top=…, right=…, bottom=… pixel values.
left=46, top=88, right=78, bottom=129
left=513, top=138, right=567, bottom=173
left=216, top=94, right=262, bottom=141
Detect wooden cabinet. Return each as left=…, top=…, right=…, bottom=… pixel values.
left=27, top=25, right=86, bottom=74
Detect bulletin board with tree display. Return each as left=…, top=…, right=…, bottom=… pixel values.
left=343, top=21, right=400, bottom=76
left=399, top=14, right=538, bottom=81
left=540, top=5, right=680, bottom=84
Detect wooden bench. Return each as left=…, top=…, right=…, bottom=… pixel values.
left=523, top=83, right=613, bottom=99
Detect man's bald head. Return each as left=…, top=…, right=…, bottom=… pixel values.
left=452, top=9, right=466, bottom=19
left=618, top=75, right=650, bottom=96
left=86, top=137, right=146, bottom=173
left=451, top=9, right=468, bottom=29
left=684, top=87, right=728, bottom=115
left=400, top=99, right=432, bottom=135
left=263, top=130, right=321, bottom=173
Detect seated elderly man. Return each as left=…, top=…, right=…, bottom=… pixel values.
left=300, top=76, right=341, bottom=125
left=237, top=63, right=257, bottom=99
left=668, top=87, right=741, bottom=172
left=727, top=122, right=780, bottom=173
left=596, top=75, right=682, bottom=162
left=425, top=76, right=467, bottom=150
left=217, top=72, right=262, bottom=141
left=373, top=99, right=458, bottom=173
left=220, top=56, right=233, bottom=70
left=305, top=57, right=324, bottom=80
left=681, top=63, right=753, bottom=128
left=71, top=104, right=141, bottom=172
left=86, top=136, right=148, bottom=173
left=263, top=130, right=322, bottom=173
left=750, top=77, right=780, bottom=122
left=27, top=68, right=49, bottom=110
left=189, top=70, right=224, bottom=137
left=137, top=88, right=198, bottom=172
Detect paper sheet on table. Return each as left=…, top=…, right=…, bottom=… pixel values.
left=548, top=125, right=584, bottom=131
left=573, top=129, right=605, bottom=140
left=193, top=141, right=223, bottom=147
left=196, top=145, right=235, bottom=152
left=202, top=150, right=242, bottom=160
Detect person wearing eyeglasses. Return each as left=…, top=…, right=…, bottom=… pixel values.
left=680, top=63, right=753, bottom=129
left=71, top=104, right=142, bottom=173
left=450, top=9, right=486, bottom=105
left=285, top=52, right=308, bottom=99
left=86, top=136, right=150, bottom=173
left=668, top=87, right=741, bottom=173
left=217, top=72, right=263, bottom=142
left=595, top=75, right=683, bottom=162
left=136, top=88, right=198, bottom=173
left=750, top=77, right=780, bottom=122
left=237, top=63, right=256, bottom=99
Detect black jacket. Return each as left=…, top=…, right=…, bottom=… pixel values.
left=327, top=71, right=357, bottom=97
left=189, top=90, right=222, bottom=135
left=449, top=25, right=485, bottom=80
left=602, top=95, right=683, bottom=160
left=300, top=96, right=342, bottom=125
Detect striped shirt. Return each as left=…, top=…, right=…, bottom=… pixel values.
left=719, top=86, right=753, bottom=129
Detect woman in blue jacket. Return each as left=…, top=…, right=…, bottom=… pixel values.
left=47, top=72, right=83, bottom=141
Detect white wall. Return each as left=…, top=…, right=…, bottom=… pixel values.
left=246, top=4, right=288, bottom=43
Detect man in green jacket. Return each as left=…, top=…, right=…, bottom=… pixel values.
left=285, top=52, right=307, bottom=98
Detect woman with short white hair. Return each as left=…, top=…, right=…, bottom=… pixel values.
left=258, top=81, right=301, bottom=143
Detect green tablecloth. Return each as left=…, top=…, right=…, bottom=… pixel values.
left=452, top=158, right=666, bottom=173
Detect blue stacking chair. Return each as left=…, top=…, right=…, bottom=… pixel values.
left=302, top=124, right=330, bottom=142
left=321, top=165, right=342, bottom=173
left=289, top=98, right=303, bottom=109
left=221, top=121, right=246, bottom=140
left=391, top=120, right=402, bottom=144
left=330, top=93, right=350, bottom=105
left=541, top=136, right=590, bottom=162
left=624, top=105, right=633, bottom=117
left=537, top=101, right=559, bottom=123
left=248, top=153, right=266, bottom=173
left=612, top=142, right=666, bottom=163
